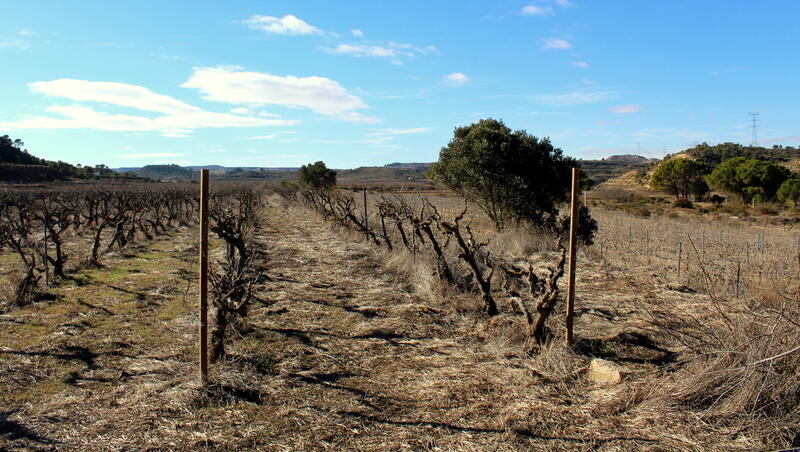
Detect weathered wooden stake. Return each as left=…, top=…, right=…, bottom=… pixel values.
left=199, top=169, right=209, bottom=382
left=565, top=167, right=580, bottom=346
left=363, top=188, right=368, bottom=228
left=42, top=214, right=50, bottom=287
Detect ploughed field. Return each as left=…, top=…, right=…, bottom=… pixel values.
left=0, top=190, right=797, bottom=451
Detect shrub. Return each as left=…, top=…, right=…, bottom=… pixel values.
left=298, top=161, right=336, bottom=191
left=428, top=118, right=590, bottom=239
left=673, top=198, right=694, bottom=208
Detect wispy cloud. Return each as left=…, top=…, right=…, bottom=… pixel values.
left=610, top=104, right=642, bottom=114
left=243, top=14, right=321, bottom=35
left=532, top=91, right=613, bottom=106
left=327, top=41, right=438, bottom=61
left=521, top=5, right=553, bottom=16
left=570, top=61, right=589, bottom=68
left=541, top=37, right=571, bottom=50
left=0, top=78, right=297, bottom=137
left=182, top=66, right=378, bottom=122
left=351, top=29, right=364, bottom=38
left=369, top=127, right=432, bottom=136
left=0, top=37, right=31, bottom=50
left=328, top=44, right=396, bottom=57
left=444, top=72, right=470, bottom=85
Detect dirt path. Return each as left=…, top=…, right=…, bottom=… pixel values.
left=218, top=202, right=666, bottom=450
left=1, top=199, right=714, bottom=450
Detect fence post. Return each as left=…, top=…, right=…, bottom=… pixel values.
left=565, top=168, right=580, bottom=346
left=363, top=187, right=368, bottom=228
left=42, top=213, right=50, bottom=287
left=199, top=169, right=209, bottom=382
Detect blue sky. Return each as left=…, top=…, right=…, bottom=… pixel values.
left=1, top=1, right=799, bottom=168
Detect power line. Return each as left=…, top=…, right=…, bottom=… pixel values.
left=749, top=112, right=759, bottom=146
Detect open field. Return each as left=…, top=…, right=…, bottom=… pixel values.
left=1, top=187, right=798, bottom=450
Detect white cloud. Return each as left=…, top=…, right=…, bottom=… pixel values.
left=554, top=0, right=573, bottom=6
left=369, top=127, right=431, bottom=136
left=532, top=91, right=614, bottom=106
left=18, top=29, right=35, bottom=36
left=351, top=29, right=364, bottom=37
left=30, top=79, right=198, bottom=115
left=0, top=79, right=297, bottom=136
left=328, top=44, right=397, bottom=58
left=120, top=152, right=185, bottom=159
left=580, top=77, right=595, bottom=85
left=327, top=41, right=437, bottom=60
left=570, top=61, right=589, bottom=68
left=541, top=37, right=571, bottom=50
left=243, top=14, right=321, bottom=35
left=182, top=66, right=375, bottom=121
left=610, top=104, right=642, bottom=114
left=444, top=72, right=470, bottom=85
left=521, top=5, right=553, bottom=15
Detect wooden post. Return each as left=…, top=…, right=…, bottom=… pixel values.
left=363, top=188, right=368, bottom=228
left=42, top=214, right=50, bottom=287
left=199, top=169, right=209, bottom=382
left=565, top=168, right=580, bottom=346
left=677, top=242, right=682, bottom=279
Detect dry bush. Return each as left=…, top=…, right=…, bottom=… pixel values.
left=669, top=302, right=798, bottom=430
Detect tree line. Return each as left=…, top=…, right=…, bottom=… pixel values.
left=650, top=153, right=800, bottom=206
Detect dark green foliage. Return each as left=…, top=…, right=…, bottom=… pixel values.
left=683, top=142, right=800, bottom=167
left=777, top=178, right=800, bottom=206
left=650, top=158, right=710, bottom=200
left=428, top=118, right=582, bottom=232
left=706, top=157, right=792, bottom=202
left=299, top=161, right=337, bottom=191
left=556, top=205, right=598, bottom=245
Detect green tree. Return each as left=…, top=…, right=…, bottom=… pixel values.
left=735, top=159, right=791, bottom=200
left=298, top=161, right=337, bottom=191
left=706, top=157, right=747, bottom=199
left=706, top=157, right=791, bottom=202
left=428, top=118, right=588, bottom=236
left=777, top=177, right=800, bottom=207
left=649, top=158, right=710, bottom=200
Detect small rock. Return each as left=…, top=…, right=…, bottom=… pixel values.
left=588, top=358, right=623, bottom=385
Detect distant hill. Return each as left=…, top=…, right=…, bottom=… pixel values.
left=1, top=134, right=140, bottom=183
left=133, top=164, right=195, bottom=181
left=336, top=164, right=433, bottom=187
left=604, top=154, right=651, bottom=163
left=578, top=154, right=655, bottom=186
